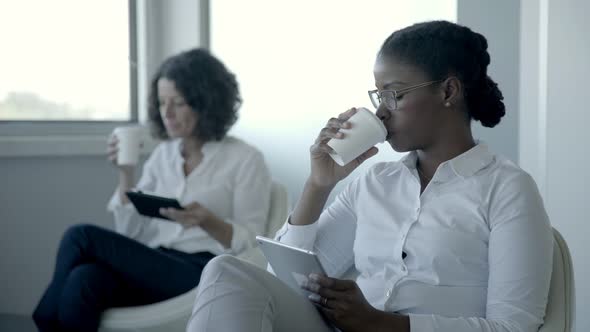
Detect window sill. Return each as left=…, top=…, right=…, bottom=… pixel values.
left=0, top=121, right=158, bottom=158
left=0, top=135, right=110, bottom=158
left=0, top=134, right=158, bottom=158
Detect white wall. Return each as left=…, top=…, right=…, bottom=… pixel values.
left=0, top=158, right=118, bottom=315
left=519, top=0, right=545, bottom=191
left=136, top=0, right=203, bottom=122
left=521, top=1, right=590, bottom=331
left=457, top=0, right=520, bottom=163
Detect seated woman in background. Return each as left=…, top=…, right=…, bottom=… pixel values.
left=33, top=48, right=272, bottom=332
left=187, top=21, right=553, bottom=332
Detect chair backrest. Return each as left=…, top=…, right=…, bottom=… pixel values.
left=539, top=228, right=575, bottom=332
left=235, top=181, right=289, bottom=268
left=265, top=181, right=289, bottom=237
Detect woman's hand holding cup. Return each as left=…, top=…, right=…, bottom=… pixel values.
left=107, top=126, right=145, bottom=174
left=309, top=107, right=382, bottom=188
left=107, top=133, right=134, bottom=174
left=108, top=126, right=145, bottom=204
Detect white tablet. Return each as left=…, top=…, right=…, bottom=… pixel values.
left=256, top=236, right=327, bottom=297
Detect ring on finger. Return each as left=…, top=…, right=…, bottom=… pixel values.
left=322, top=297, right=328, bottom=306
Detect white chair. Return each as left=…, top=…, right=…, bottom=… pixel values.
left=99, top=181, right=289, bottom=332
left=539, top=228, right=575, bottom=332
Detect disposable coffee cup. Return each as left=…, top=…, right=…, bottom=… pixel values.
left=327, top=107, right=387, bottom=166
left=113, top=126, right=145, bottom=166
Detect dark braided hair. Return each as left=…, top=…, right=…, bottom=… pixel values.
left=148, top=48, right=241, bottom=141
left=379, top=20, right=505, bottom=128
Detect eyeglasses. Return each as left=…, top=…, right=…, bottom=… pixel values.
left=368, top=80, right=443, bottom=110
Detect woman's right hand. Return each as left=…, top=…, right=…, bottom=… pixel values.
left=108, top=134, right=136, bottom=204
left=308, top=108, right=379, bottom=188
left=107, top=134, right=135, bottom=174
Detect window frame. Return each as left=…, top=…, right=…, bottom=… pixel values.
left=0, top=0, right=139, bottom=137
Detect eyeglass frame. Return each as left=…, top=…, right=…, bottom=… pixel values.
left=368, top=79, right=444, bottom=110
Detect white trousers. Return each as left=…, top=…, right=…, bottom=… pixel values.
left=187, top=255, right=335, bottom=332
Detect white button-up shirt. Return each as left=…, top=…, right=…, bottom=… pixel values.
left=275, top=143, right=553, bottom=332
left=108, top=136, right=271, bottom=255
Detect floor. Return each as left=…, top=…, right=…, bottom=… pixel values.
left=0, top=313, right=36, bottom=332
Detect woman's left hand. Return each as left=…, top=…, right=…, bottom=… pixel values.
left=159, top=202, right=217, bottom=228
left=160, top=202, right=234, bottom=248
left=302, top=274, right=382, bottom=332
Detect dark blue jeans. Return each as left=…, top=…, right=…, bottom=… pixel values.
left=32, top=224, right=215, bottom=332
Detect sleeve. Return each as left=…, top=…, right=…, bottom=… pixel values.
left=106, top=145, right=161, bottom=243
left=274, top=177, right=360, bottom=278
left=224, top=150, right=272, bottom=254
left=409, top=173, right=553, bottom=332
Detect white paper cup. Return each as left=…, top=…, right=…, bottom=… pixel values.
left=113, top=126, right=145, bottom=165
left=327, top=108, right=387, bottom=166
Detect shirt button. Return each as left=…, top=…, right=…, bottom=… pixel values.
left=401, top=265, right=407, bottom=272
left=386, top=288, right=393, bottom=297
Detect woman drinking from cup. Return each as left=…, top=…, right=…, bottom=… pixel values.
left=187, top=21, right=552, bottom=332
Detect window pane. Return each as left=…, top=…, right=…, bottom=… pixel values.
left=0, top=0, right=131, bottom=121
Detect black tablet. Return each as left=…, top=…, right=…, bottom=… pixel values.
left=125, top=191, right=184, bottom=220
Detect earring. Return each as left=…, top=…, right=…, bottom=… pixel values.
left=444, top=102, right=451, bottom=107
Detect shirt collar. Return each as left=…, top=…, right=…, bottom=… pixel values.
left=200, top=139, right=224, bottom=158
left=447, top=143, right=494, bottom=178
left=172, top=138, right=226, bottom=178
left=400, top=151, right=418, bottom=170
left=174, top=137, right=224, bottom=161
left=396, top=142, right=494, bottom=181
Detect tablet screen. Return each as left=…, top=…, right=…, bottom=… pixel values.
left=256, top=236, right=327, bottom=297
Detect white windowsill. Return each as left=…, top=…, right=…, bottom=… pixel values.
left=0, top=134, right=158, bottom=158
left=0, top=135, right=110, bottom=158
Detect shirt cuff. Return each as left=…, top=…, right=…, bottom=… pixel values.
left=229, top=222, right=252, bottom=254
left=409, top=314, right=437, bottom=332
left=274, top=215, right=319, bottom=250
left=107, top=190, right=122, bottom=211
left=107, top=187, right=139, bottom=212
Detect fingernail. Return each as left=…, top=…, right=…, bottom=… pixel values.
left=307, top=282, right=319, bottom=292
left=308, top=293, right=321, bottom=302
